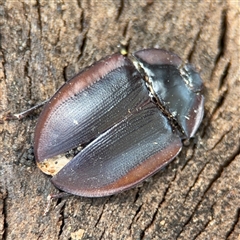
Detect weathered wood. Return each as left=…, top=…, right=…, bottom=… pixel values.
left=0, top=1, right=239, bottom=239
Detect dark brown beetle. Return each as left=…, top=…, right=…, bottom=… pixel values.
left=34, top=48, right=204, bottom=197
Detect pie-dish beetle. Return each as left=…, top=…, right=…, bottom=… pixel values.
left=34, top=48, right=204, bottom=197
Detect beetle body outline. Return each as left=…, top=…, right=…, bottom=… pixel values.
left=34, top=48, right=204, bottom=197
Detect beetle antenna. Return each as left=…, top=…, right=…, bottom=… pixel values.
left=3, top=100, right=48, bottom=121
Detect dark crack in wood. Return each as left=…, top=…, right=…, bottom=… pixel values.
left=24, top=60, right=34, bottom=105
left=63, top=66, right=68, bottom=83
left=183, top=161, right=208, bottom=205
left=209, top=88, right=228, bottom=119
left=181, top=142, right=198, bottom=171
left=94, top=198, right=109, bottom=228
left=178, top=144, right=240, bottom=237
left=56, top=200, right=66, bottom=240
left=35, top=0, right=43, bottom=36
left=187, top=28, right=202, bottom=63
left=140, top=184, right=172, bottom=239
left=201, top=88, right=228, bottom=138
left=207, top=127, right=232, bottom=151
left=77, top=10, right=89, bottom=62
left=99, top=228, right=106, bottom=240
left=226, top=207, right=240, bottom=239
left=128, top=204, right=143, bottom=233
left=218, top=61, right=230, bottom=90
left=0, top=50, right=7, bottom=81
left=190, top=208, right=213, bottom=240
left=210, top=9, right=228, bottom=82
left=133, top=188, right=141, bottom=204
left=36, top=228, right=46, bottom=240
left=215, top=9, right=227, bottom=66
left=1, top=189, right=7, bottom=240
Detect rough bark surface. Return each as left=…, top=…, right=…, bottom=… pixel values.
left=0, top=1, right=239, bottom=240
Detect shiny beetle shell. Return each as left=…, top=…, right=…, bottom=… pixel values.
left=34, top=48, right=204, bottom=197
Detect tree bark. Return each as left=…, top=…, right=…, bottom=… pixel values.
left=0, top=1, right=239, bottom=239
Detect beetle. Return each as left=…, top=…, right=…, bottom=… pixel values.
left=34, top=48, right=204, bottom=197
